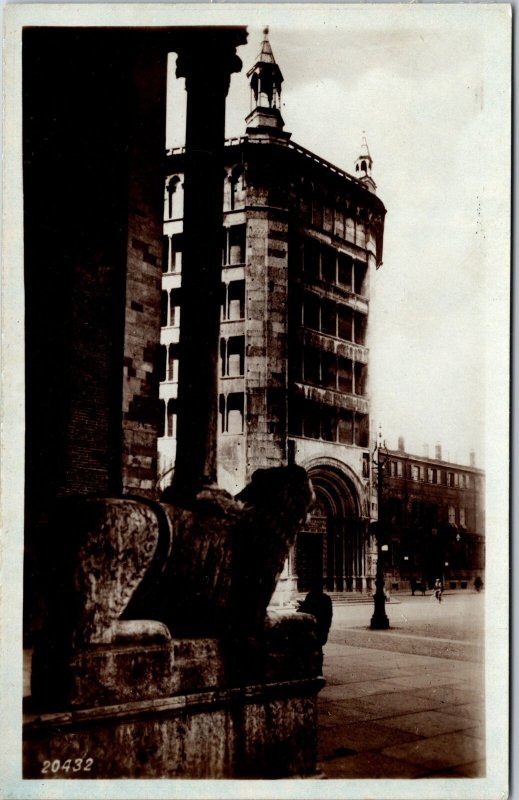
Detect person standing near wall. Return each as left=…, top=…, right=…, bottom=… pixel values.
left=297, top=579, right=333, bottom=672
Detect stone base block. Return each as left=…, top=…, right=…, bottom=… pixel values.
left=23, top=676, right=324, bottom=778
left=31, top=638, right=228, bottom=710
left=69, top=642, right=175, bottom=708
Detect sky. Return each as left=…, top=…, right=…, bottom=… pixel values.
left=165, top=7, right=509, bottom=469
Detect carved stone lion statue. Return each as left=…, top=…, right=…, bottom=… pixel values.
left=31, top=465, right=315, bottom=704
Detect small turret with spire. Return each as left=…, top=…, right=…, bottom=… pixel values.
left=246, top=28, right=289, bottom=136
left=354, top=133, right=377, bottom=193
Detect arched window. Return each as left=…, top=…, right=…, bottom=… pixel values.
left=361, top=160, right=367, bottom=172
left=230, top=165, right=245, bottom=210
left=165, top=175, right=182, bottom=220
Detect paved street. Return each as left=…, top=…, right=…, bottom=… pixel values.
left=23, top=592, right=485, bottom=780
left=318, top=592, right=485, bottom=778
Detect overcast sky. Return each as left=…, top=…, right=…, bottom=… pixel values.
left=166, top=7, right=509, bottom=469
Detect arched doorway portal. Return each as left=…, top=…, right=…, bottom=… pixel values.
left=296, top=463, right=369, bottom=593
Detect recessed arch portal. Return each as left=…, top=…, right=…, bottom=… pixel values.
left=296, top=461, right=370, bottom=593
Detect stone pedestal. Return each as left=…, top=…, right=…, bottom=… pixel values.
left=24, top=614, right=323, bottom=779
left=25, top=470, right=321, bottom=778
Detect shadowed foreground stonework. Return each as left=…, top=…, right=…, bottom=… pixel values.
left=22, top=26, right=325, bottom=779
left=24, top=466, right=324, bottom=778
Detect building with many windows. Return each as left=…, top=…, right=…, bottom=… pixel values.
left=158, top=30, right=386, bottom=598
left=377, top=439, right=485, bottom=591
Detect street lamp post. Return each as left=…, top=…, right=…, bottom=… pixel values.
left=371, top=430, right=390, bottom=630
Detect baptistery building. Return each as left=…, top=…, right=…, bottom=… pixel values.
left=158, top=30, right=386, bottom=597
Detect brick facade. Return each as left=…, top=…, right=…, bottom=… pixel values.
left=377, top=445, right=485, bottom=588
left=24, top=30, right=172, bottom=639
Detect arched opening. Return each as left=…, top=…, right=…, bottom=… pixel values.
left=165, top=175, right=182, bottom=220
left=229, top=165, right=245, bottom=210
left=296, top=464, right=368, bottom=593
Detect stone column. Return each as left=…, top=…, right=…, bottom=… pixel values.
left=169, top=30, right=247, bottom=506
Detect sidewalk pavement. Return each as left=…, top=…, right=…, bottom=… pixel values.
left=317, top=631, right=484, bottom=778
left=23, top=597, right=484, bottom=780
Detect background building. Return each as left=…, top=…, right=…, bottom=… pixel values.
left=377, top=438, right=485, bottom=591
left=158, top=30, right=386, bottom=599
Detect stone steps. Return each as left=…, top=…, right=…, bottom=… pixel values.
left=295, top=593, right=376, bottom=606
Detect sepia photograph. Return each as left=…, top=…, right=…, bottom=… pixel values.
left=2, top=4, right=510, bottom=798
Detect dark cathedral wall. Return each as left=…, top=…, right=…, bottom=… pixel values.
left=23, top=28, right=167, bottom=638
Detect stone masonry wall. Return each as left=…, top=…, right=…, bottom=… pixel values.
left=23, top=32, right=168, bottom=640
left=245, top=207, right=289, bottom=482
left=120, top=46, right=168, bottom=498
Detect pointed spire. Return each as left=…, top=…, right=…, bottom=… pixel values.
left=359, top=132, right=371, bottom=159
left=245, top=28, right=288, bottom=135
left=354, top=132, right=376, bottom=193
left=257, top=27, right=276, bottom=65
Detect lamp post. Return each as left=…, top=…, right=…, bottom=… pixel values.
left=371, top=428, right=390, bottom=630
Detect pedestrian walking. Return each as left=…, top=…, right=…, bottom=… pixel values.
left=410, top=577, right=417, bottom=596
left=297, top=578, right=333, bottom=673
left=433, top=578, right=443, bottom=603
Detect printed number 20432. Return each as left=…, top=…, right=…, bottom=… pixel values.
left=41, top=758, right=93, bottom=774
